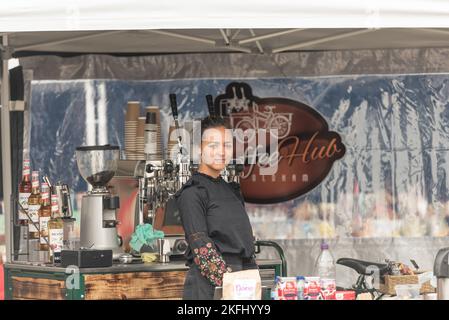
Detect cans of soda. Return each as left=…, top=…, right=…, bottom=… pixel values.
left=335, top=290, right=356, bottom=300
left=304, top=276, right=322, bottom=300
left=320, top=278, right=337, bottom=300
left=275, top=276, right=298, bottom=300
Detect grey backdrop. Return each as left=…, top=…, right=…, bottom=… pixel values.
left=19, top=48, right=449, bottom=288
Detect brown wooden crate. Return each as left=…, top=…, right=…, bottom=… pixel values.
left=12, top=276, right=65, bottom=300
left=84, top=271, right=186, bottom=300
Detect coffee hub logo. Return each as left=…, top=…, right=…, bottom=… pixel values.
left=214, top=82, right=346, bottom=204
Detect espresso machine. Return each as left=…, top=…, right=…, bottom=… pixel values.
left=434, top=247, right=449, bottom=300
left=134, top=95, right=192, bottom=224
left=134, top=94, right=245, bottom=222
left=129, top=94, right=245, bottom=259
left=76, top=145, right=122, bottom=258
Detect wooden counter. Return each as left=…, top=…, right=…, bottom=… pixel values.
left=3, top=259, right=281, bottom=300
left=3, top=261, right=188, bottom=300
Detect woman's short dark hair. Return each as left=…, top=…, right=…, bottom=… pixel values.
left=200, top=116, right=231, bottom=138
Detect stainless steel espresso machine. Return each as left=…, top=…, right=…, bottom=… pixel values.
left=136, top=96, right=244, bottom=216
left=132, top=94, right=244, bottom=258
left=76, top=145, right=122, bottom=258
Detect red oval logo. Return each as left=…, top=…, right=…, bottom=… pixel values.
left=215, top=82, right=346, bottom=204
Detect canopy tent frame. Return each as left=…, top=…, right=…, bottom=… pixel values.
left=3, top=27, right=400, bottom=57
left=271, top=28, right=377, bottom=53
left=1, top=34, right=12, bottom=262
left=3, top=19, right=449, bottom=262
left=0, top=27, right=385, bottom=262
left=144, top=29, right=255, bottom=53
left=239, top=29, right=305, bottom=44
left=6, top=27, right=449, bottom=57
left=15, top=31, right=126, bottom=52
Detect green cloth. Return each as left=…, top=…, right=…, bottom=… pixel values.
left=130, top=224, right=164, bottom=252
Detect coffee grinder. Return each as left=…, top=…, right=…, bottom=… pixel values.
left=76, top=145, right=122, bottom=258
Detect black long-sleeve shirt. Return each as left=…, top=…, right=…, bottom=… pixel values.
left=175, top=171, right=257, bottom=286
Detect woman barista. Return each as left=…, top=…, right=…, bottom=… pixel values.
left=175, top=116, right=257, bottom=300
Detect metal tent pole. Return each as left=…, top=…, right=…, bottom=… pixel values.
left=1, top=34, right=12, bottom=262
left=239, top=28, right=305, bottom=44
left=16, top=30, right=124, bottom=51
left=272, top=28, right=376, bottom=53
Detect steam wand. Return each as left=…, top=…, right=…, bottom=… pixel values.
left=169, top=94, right=183, bottom=156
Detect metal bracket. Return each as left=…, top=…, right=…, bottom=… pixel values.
left=0, top=46, right=14, bottom=60
left=214, top=39, right=255, bottom=54
left=10, top=101, right=25, bottom=111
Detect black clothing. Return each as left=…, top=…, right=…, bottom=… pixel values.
left=175, top=171, right=257, bottom=300
left=182, top=260, right=245, bottom=300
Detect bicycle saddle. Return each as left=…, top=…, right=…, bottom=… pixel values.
left=337, top=258, right=389, bottom=276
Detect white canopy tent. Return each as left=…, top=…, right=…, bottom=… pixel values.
left=3, top=1, right=449, bottom=261
left=3, top=0, right=449, bottom=31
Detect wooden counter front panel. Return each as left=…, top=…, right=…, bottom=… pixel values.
left=12, top=276, right=66, bottom=300
left=84, top=271, right=186, bottom=300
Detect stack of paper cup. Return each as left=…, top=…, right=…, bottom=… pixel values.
left=136, top=117, right=146, bottom=160
left=125, top=101, right=140, bottom=160
left=145, top=106, right=163, bottom=160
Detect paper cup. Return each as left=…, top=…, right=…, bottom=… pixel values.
left=126, top=101, right=141, bottom=121
left=137, top=117, right=146, bottom=137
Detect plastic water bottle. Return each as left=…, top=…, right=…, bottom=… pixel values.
left=314, top=240, right=336, bottom=279
left=296, top=276, right=305, bottom=300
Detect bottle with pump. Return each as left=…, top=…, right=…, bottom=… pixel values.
left=27, top=171, right=41, bottom=239
left=39, top=182, right=51, bottom=251
left=48, top=194, right=64, bottom=264
left=18, top=159, right=32, bottom=226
